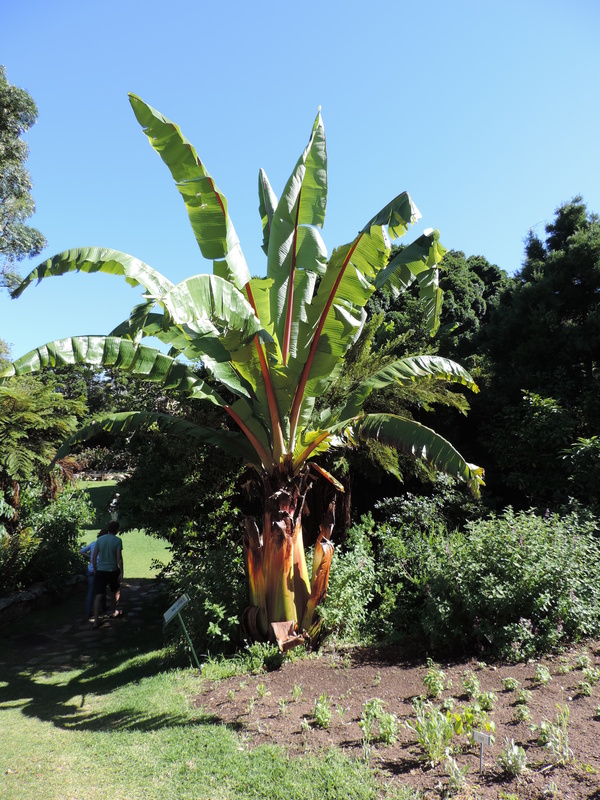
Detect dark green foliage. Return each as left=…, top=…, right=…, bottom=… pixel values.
left=160, top=496, right=247, bottom=657
left=319, top=518, right=376, bottom=641
left=0, top=66, right=46, bottom=287
left=0, top=375, right=86, bottom=532
left=475, top=197, right=600, bottom=507
left=0, top=484, right=94, bottom=594
left=366, top=505, right=600, bottom=660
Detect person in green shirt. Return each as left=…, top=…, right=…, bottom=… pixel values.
left=92, top=520, right=123, bottom=628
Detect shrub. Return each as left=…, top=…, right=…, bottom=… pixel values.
left=0, top=484, right=95, bottom=594
left=319, top=516, right=375, bottom=641
left=161, top=498, right=246, bottom=657
left=370, top=506, right=600, bottom=660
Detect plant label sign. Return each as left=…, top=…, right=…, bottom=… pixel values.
left=473, top=730, right=492, bottom=773
left=473, top=730, right=492, bottom=747
left=164, top=593, right=190, bottom=626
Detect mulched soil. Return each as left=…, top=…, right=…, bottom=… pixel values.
left=193, top=639, right=600, bottom=799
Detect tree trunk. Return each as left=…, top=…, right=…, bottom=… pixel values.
left=242, top=461, right=335, bottom=651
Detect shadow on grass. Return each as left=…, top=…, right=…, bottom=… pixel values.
left=0, top=581, right=218, bottom=735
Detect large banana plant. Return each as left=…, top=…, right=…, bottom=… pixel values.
left=1, top=95, right=484, bottom=649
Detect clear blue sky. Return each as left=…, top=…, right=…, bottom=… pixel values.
left=2, top=0, right=600, bottom=358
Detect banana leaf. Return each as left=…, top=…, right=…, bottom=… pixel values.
left=355, top=412, right=485, bottom=497
left=12, top=247, right=173, bottom=301
left=129, top=94, right=251, bottom=292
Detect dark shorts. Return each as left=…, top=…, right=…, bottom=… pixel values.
left=94, top=570, right=120, bottom=595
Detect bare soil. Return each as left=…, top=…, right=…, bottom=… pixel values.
left=193, top=639, right=600, bottom=799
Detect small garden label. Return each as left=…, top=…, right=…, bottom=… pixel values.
left=473, top=730, right=492, bottom=773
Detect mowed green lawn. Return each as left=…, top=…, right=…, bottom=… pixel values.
left=78, top=480, right=171, bottom=578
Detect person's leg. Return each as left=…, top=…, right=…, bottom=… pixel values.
left=85, top=573, right=94, bottom=618
left=93, top=591, right=102, bottom=627
left=108, top=571, right=121, bottom=617
left=93, top=572, right=107, bottom=628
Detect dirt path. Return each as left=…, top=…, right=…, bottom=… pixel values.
left=0, top=578, right=163, bottom=671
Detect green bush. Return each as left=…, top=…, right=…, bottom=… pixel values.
left=366, top=505, right=600, bottom=659
left=160, top=498, right=246, bottom=658
left=419, top=508, right=600, bottom=659
left=319, top=516, right=375, bottom=641
left=0, top=484, right=95, bottom=594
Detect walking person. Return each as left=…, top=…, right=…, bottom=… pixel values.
left=80, top=528, right=107, bottom=619
left=108, top=492, right=120, bottom=522
left=92, top=520, right=124, bottom=629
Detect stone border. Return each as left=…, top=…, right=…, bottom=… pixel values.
left=0, top=574, right=86, bottom=627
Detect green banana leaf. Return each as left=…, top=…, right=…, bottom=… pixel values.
left=0, top=336, right=228, bottom=407
left=286, top=192, right=421, bottom=443
left=258, top=169, right=278, bottom=256
left=129, top=94, right=251, bottom=292
left=375, top=229, right=446, bottom=334
left=53, top=411, right=258, bottom=464
left=267, top=110, right=327, bottom=360
left=355, top=412, right=485, bottom=497
left=11, top=247, right=173, bottom=301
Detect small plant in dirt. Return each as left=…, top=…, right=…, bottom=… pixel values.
left=445, top=755, right=469, bottom=795
left=513, top=704, right=532, bottom=723
left=515, top=688, right=532, bottom=705
left=449, top=703, right=495, bottom=747
left=543, top=780, right=559, bottom=797
left=502, top=676, right=520, bottom=692
left=583, top=665, right=600, bottom=685
left=256, top=682, right=270, bottom=698
left=578, top=680, right=593, bottom=697
left=405, top=700, right=455, bottom=767
left=575, top=651, right=591, bottom=670
left=379, top=711, right=399, bottom=745
left=337, top=704, right=350, bottom=723
left=423, top=658, right=446, bottom=698
left=595, top=704, right=600, bottom=719
left=497, top=737, right=527, bottom=777
left=537, top=704, right=573, bottom=765
left=359, top=697, right=399, bottom=753
left=291, top=683, right=303, bottom=702
left=441, top=697, right=455, bottom=712
left=461, top=670, right=480, bottom=699
left=278, top=697, right=288, bottom=716
left=534, top=664, right=552, bottom=685
left=313, top=693, right=332, bottom=729
left=476, top=690, right=497, bottom=711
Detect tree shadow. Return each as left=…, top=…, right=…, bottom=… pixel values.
left=0, top=580, right=215, bottom=735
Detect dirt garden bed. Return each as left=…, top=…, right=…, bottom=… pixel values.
left=194, top=640, right=600, bottom=799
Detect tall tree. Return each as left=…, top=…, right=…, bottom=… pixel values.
left=1, top=95, right=483, bottom=649
left=0, top=66, right=46, bottom=289
left=477, top=197, right=600, bottom=506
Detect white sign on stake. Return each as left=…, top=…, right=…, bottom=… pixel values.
left=473, top=730, right=492, bottom=773
left=164, top=593, right=190, bottom=626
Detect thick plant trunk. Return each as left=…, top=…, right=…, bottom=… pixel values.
left=242, top=462, right=335, bottom=651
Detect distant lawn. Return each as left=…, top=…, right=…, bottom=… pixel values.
left=78, top=480, right=171, bottom=580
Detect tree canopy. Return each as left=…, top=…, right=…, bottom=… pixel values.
left=0, top=66, right=46, bottom=289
